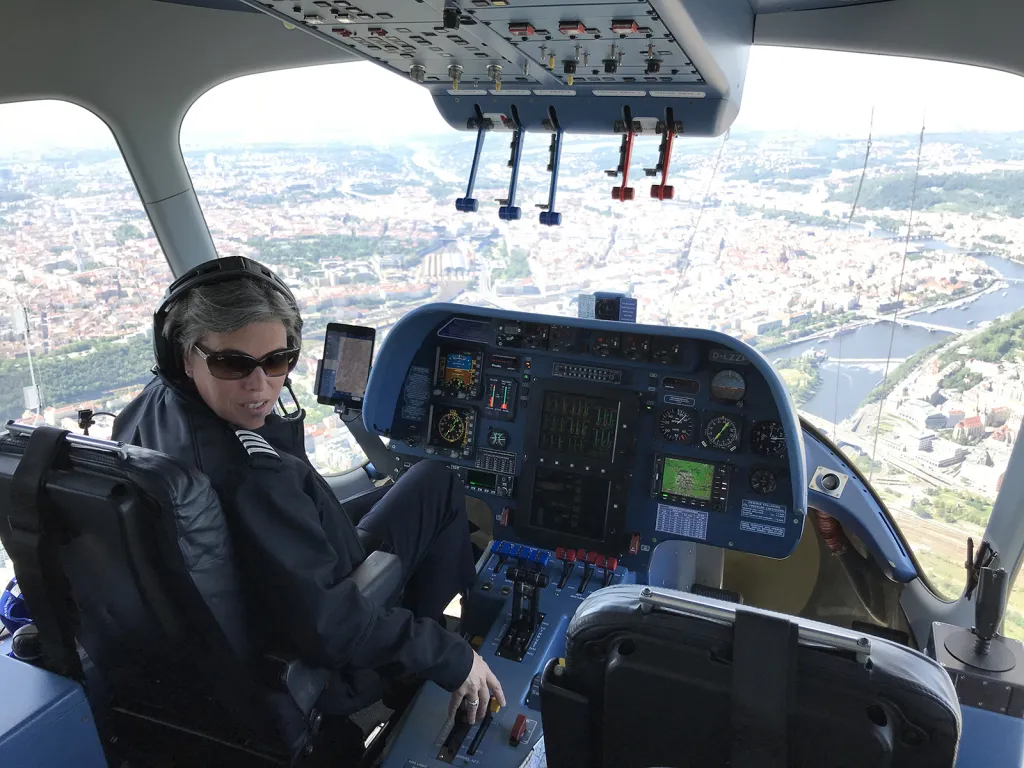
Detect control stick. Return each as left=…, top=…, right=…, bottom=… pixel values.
left=974, top=566, right=1009, bottom=656
left=944, top=565, right=1017, bottom=673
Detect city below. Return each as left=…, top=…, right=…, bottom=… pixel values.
left=4, top=126, right=1024, bottom=620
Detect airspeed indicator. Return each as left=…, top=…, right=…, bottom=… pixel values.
left=658, top=407, right=696, bottom=443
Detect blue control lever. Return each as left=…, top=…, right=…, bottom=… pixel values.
left=538, top=116, right=564, bottom=226
left=497, top=111, right=526, bottom=221
left=455, top=114, right=491, bottom=213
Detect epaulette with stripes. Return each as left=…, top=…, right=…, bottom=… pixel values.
left=235, top=429, right=281, bottom=462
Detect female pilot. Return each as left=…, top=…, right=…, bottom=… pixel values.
left=113, top=256, right=504, bottom=723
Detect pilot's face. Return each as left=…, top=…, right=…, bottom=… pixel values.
left=185, top=320, right=290, bottom=430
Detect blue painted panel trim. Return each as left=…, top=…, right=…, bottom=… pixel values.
left=363, top=302, right=808, bottom=555
left=0, top=655, right=106, bottom=767
left=956, top=705, right=1024, bottom=768
left=802, top=426, right=917, bottom=583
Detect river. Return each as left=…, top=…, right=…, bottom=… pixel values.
left=770, top=253, right=1024, bottom=423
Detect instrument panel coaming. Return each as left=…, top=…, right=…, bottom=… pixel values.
left=364, top=304, right=806, bottom=566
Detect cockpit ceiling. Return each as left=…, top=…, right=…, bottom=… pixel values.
left=152, top=0, right=261, bottom=11
left=749, top=0, right=890, bottom=12
left=150, top=0, right=892, bottom=14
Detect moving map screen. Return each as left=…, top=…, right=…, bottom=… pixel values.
left=316, top=323, right=375, bottom=407
left=660, top=457, right=715, bottom=501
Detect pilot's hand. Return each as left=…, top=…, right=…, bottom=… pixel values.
left=449, top=651, right=506, bottom=724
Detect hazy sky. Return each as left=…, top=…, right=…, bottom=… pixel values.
left=3, top=45, right=1024, bottom=153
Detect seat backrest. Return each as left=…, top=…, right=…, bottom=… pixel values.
left=541, top=584, right=961, bottom=768
left=0, top=425, right=317, bottom=761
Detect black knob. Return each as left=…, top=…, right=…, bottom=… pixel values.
left=443, top=7, right=460, bottom=29
left=820, top=473, right=840, bottom=492
left=603, top=59, right=618, bottom=74
left=563, top=60, right=577, bottom=74
left=645, top=59, right=661, bottom=74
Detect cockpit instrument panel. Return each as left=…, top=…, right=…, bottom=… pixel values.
left=434, top=348, right=481, bottom=399
left=364, top=304, right=806, bottom=566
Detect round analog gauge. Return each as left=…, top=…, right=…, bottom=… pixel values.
left=438, top=410, right=466, bottom=444
left=752, top=420, right=787, bottom=457
left=487, top=428, right=509, bottom=450
left=710, top=369, right=746, bottom=402
left=658, top=407, right=696, bottom=443
left=703, top=415, right=741, bottom=451
left=750, top=468, right=778, bottom=494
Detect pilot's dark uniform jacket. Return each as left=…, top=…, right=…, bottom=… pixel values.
left=112, top=373, right=476, bottom=708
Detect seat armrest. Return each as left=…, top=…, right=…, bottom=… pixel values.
left=254, top=552, right=401, bottom=718
left=352, top=551, right=403, bottom=606
left=257, top=652, right=331, bottom=717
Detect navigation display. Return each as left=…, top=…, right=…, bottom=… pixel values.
left=529, top=467, right=609, bottom=542
left=538, top=392, right=619, bottom=460
left=434, top=348, right=481, bottom=398
left=428, top=405, right=477, bottom=457
left=654, top=455, right=731, bottom=512
left=661, top=457, right=715, bottom=501
left=316, top=323, right=375, bottom=407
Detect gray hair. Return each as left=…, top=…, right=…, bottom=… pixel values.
left=163, top=277, right=303, bottom=358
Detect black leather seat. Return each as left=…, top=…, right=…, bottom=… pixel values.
left=541, top=584, right=961, bottom=768
left=0, top=424, right=403, bottom=766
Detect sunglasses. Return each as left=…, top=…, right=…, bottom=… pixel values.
left=193, top=344, right=300, bottom=380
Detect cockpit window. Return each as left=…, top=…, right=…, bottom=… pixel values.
left=179, top=52, right=1024, bottom=629
left=0, top=100, right=174, bottom=585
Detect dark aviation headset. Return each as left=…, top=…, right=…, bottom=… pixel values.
left=153, top=256, right=301, bottom=385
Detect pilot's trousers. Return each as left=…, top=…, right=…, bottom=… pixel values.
left=355, top=460, right=478, bottom=625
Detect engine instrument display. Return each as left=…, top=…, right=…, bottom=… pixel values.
left=428, top=405, right=477, bottom=457
left=529, top=467, right=609, bottom=542
left=434, top=348, right=481, bottom=398
left=752, top=420, right=787, bottom=457
left=539, top=392, right=620, bottom=461
left=655, top=456, right=731, bottom=511
left=703, top=414, right=741, bottom=451
left=483, top=377, right=517, bottom=421
left=658, top=407, right=696, bottom=443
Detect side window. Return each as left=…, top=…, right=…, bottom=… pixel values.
left=0, top=100, right=172, bottom=583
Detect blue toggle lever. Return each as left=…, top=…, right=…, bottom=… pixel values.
left=455, top=117, right=491, bottom=213
left=498, top=114, right=526, bottom=221
left=538, top=126, right=564, bottom=226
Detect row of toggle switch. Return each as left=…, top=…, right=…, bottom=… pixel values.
left=488, top=540, right=621, bottom=592
left=490, top=540, right=553, bottom=568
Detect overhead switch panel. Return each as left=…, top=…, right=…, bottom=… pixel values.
left=240, top=0, right=752, bottom=134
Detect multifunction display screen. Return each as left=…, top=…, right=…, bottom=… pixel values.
left=538, top=392, right=620, bottom=461
left=529, top=467, right=610, bottom=542
left=660, top=457, right=715, bottom=501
